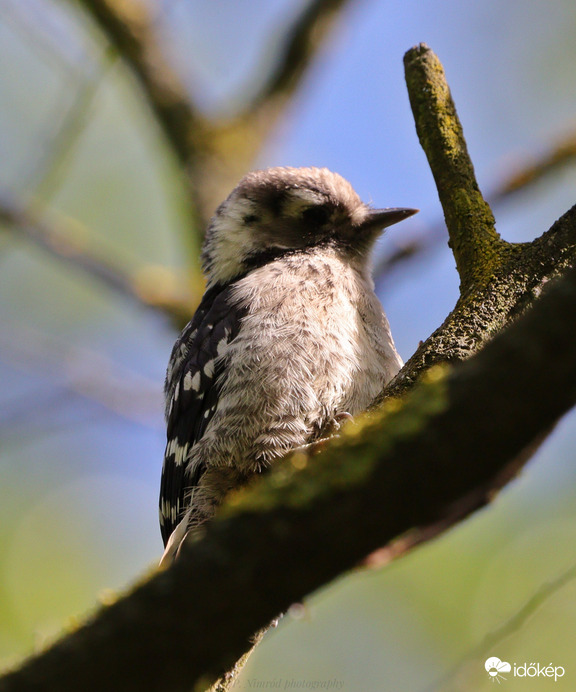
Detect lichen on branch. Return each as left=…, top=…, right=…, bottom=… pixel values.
left=381, top=44, right=576, bottom=402
left=404, top=43, right=504, bottom=293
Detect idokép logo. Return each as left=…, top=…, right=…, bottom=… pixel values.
left=485, top=657, right=565, bottom=683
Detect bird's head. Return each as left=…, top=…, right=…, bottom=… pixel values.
left=201, top=166, right=418, bottom=287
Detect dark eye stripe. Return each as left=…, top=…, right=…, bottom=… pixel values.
left=302, top=205, right=330, bottom=225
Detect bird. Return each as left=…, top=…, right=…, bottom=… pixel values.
left=159, top=166, right=417, bottom=564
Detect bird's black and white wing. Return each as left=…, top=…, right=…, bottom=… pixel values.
left=159, top=283, right=246, bottom=546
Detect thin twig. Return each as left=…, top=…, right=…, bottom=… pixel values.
left=0, top=189, right=194, bottom=323
left=0, top=323, right=162, bottom=429
left=425, top=561, right=576, bottom=692
left=246, top=0, right=351, bottom=114
left=0, top=0, right=87, bottom=74
left=491, top=127, right=576, bottom=201
left=78, top=0, right=204, bottom=172
left=26, top=49, right=117, bottom=199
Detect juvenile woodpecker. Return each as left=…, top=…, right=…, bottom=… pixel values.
left=160, top=166, right=417, bottom=562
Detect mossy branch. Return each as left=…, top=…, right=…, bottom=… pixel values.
left=1, top=259, right=576, bottom=692
left=404, top=43, right=503, bottom=293
left=381, top=45, right=576, bottom=401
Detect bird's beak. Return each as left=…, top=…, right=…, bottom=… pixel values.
left=360, top=207, right=419, bottom=234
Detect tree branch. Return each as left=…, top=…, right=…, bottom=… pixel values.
left=246, top=0, right=351, bottom=114
left=0, top=189, right=194, bottom=324
left=77, top=0, right=204, bottom=172
left=404, top=43, right=503, bottom=294
left=380, top=45, right=576, bottom=400
left=1, top=255, right=575, bottom=692
left=491, top=127, right=576, bottom=201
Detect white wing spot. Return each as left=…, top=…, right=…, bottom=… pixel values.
left=160, top=499, right=177, bottom=523
left=166, top=438, right=189, bottom=466
left=217, top=338, right=228, bottom=357
left=203, top=360, right=215, bottom=378
left=191, top=371, right=201, bottom=392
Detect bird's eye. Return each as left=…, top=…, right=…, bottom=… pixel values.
left=301, top=205, right=330, bottom=226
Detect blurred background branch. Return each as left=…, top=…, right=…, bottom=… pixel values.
left=376, top=124, right=576, bottom=283
left=430, top=560, right=576, bottom=692
left=78, top=0, right=206, bottom=171
left=491, top=126, right=576, bottom=201
left=77, top=0, right=353, bottom=227
left=0, top=323, right=162, bottom=429
left=0, top=189, right=192, bottom=321
left=24, top=46, right=117, bottom=200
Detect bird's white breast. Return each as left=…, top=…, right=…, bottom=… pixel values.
left=230, top=246, right=402, bottom=419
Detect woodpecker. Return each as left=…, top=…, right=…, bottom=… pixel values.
left=159, top=166, right=417, bottom=563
